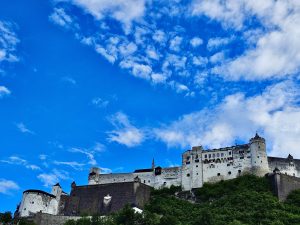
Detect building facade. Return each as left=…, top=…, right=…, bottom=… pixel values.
left=89, top=134, right=300, bottom=191
left=17, top=133, right=300, bottom=217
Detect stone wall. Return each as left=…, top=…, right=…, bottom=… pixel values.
left=269, top=173, right=300, bottom=201
left=32, top=212, right=82, bottom=225
left=63, top=181, right=151, bottom=216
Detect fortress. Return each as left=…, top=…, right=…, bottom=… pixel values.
left=88, top=133, right=299, bottom=190
left=17, top=133, right=300, bottom=219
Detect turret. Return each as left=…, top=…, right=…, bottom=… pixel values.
left=250, top=133, right=269, bottom=176
left=88, top=167, right=100, bottom=185
left=51, top=183, right=62, bottom=199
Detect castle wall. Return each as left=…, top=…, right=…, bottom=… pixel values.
left=64, top=182, right=151, bottom=216
left=133, top=172, right=154, bottom=186
left=93, top=173, right=135, bottom=185
left=154, top=167, right=182, bottom=189
left=268, top=157, right=299, bottom=177
left=32, top=212, right=82, bottom=225
left=268, top=173, right=300, bottom=201
left=18, top=191, right=58, bottom=217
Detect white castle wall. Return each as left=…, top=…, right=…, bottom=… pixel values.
left=18, top=191, right=58, bottom=217
left=154, top=167, right=182, bottom=189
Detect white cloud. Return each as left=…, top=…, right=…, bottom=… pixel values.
left=169, top=36, right=183, bottom=52
left=0, top=179, right=19, bottom=195
left=209, top=51, right=225, bottom=64
left=0, top=21, right=19, bottom=63
left=100, top=167, right=112, bottom=174
left=92, top=97, right=109, bottom=108
left=71, top=0, right=146, bottom=33
left=16, top=122, right=34, bottom=134
left=192, top=56, right=208, bottom=66
left=152, top=30, right=167, bottom=43
left=190, top=37, right=203, bottom=47
left=1, top=156, right=41, bottom=170
left=107, top=112, right=144, bottom=147
left=39, top=154, right=47, bottom=160
left=151, top=73, right=167, bottom=84
left=53, top=161, right=85, bottom=170
left=155, top=81, right=300, bottom=158
left=49, top=8, right=75, bottom=29
left=0, top=86, right=11, bottom=98
left=61, top=76, right=77, bottom=85
left=207, top=37, right=231, bottom=51
left=192, top=0, right=300, bottom=81
left=70, top=147, right=97, bottom=165
left=37, top=169, right=70, bottom=187
left=132, top=63, right=152, bottom=80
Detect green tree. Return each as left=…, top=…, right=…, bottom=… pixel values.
left=0, top=211, right=12, bottom=224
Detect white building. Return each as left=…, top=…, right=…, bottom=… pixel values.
left=89, top=134, right=300, bottom=191
left=18, top=183, right=66, bottom=217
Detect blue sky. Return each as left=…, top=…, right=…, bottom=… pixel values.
left=1, top=0, right=300, bottom=212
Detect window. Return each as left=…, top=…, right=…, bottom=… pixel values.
left=196, top=165, right=198, bottom=167
left=217, top=153, right=220, bottom=157
left=213, top=153, right=215, bottom=158
left=228, top=171, right=231, bottom=175
left=148, top=180, right=150, bottom=183
left=196, top=173, right=199, bottom=175
left=238, top=170, right=241, bottom=173
left=257, top=156, right=260, bottom=158
left=205, top=154, right=207, bottom=159
left=209, top=154, right=211, bottom=158
left=217, top=173, right=220, bottom=176
left=187, top=173, right=190, bottom=177
left=240, top=157, right=244, bottom=159
left=221, top=153, right=224, bottom=157
left=186, top=161, right=190, bottom=165
left=229, top=151, right=232, bottom=155
left=293, top=173, right=295, bottom=176
left=144, top=180, right=146, bottom=183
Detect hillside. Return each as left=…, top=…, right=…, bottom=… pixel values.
left=4, top=175, right=300, bottom=225
left=62, top=175, right=300, bottom=225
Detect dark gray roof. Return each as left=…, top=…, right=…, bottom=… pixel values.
left=23, top=189, right=55, bottom=198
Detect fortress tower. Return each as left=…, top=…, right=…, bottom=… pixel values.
left=181, top=146, right=203, bottom=191
left=88, top=167, right=100, bottom=185
left=250, top=133, right=269, bottom=176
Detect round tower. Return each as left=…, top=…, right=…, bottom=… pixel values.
left=250, top=133, right=269, bottom=176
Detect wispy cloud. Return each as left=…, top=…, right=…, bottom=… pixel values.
left=0, top=179, right=19, bottom=195
left=69, top=142, right=105, bottom=166
left=49, top=7, right=76, bottom=29
left=0, top=21, right=19, bottom=64
left=37, top=169, right=70, bottom=187
left=53, top=161, right=85, bottom=170
left=107, top=112, right=144, bottom=147
left=61, top=76, right=77, bottom=85
left=0, top=86, right=11, bottom=98
left=1, top=156, right=40, bottom=170
left=92, top=97, right=109, bottom=108
left=16, top=122, right=34, bottom=134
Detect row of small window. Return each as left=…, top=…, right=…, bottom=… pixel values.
left=186, top=170, right=242, bottom=177
left=143, top=180, right=151, bottom=183
left=204, top=152, right=231, bottom=159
